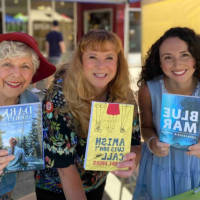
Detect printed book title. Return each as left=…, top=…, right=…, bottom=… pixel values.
left=84, top=102, right=134, bottom=171
left=162, top=108, right=198, bottom=135
left=0, top=102, right=44, bottom=173
left=1, top=105, right=33, bottom=121
left=94, top=137, right=125, bottom=166
left=160, top=93, right=200, bottom=149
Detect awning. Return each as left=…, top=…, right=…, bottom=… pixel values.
left=30, top=9, right=72, bottom=22
left=142, top=0, right=200, bottom=58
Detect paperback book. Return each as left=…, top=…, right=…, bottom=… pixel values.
left=0, top=102, right=44, bottom=173
left=84, top=101, right=134, bottom=171
left=160, top=93, right=200, bottom=150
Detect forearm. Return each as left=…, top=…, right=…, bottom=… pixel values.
left=58, top=165, right=87, bottom=200
left=141, top=127, right=158, bottom=142
left=60, top=41, right=66, bottom=54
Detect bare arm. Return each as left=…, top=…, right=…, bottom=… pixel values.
left=138, top=83, right=170, bottom=157
left=138, top=83, right=157, bottom=141
left=59, top=41, right=66, bottom=54
left=58, top=165, right=87, bottom=200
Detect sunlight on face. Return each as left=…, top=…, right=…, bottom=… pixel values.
left=160, top=37, right=195, bottom=86
left=82, top=42, right=118, bottom=95
left=0, top=55, right=35, bottom=104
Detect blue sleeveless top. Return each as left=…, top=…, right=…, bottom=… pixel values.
left=133, top=76, right=200, bottom=200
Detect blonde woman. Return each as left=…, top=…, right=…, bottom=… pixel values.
left=35, top=30, right=141, bottom=200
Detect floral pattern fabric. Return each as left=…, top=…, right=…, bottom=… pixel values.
left=35, top=75, right=141, bottom=194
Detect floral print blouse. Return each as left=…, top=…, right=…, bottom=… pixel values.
left=35, top=73, right=141, bottom=194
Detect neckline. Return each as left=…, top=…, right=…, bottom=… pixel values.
left=160, top=78, right=200, bottom=96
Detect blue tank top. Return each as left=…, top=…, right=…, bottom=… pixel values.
left=134, top=76, right=200, bottom=200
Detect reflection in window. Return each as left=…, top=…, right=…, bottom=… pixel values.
left=129, top=11, right=141, bottom=53
left=84, top=9, right=113, bottom=33
left=5, top=0, right=28, bottom=33
left=30, top=1, right=74, bottom=64
left=55, top=1, right=74, bottom=52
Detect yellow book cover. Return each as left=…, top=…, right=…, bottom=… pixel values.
left=84, top=101, right=134, bottom=171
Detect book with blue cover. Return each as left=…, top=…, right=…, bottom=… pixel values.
left=160, top=93, right=200, bottom=150
left=0, top=102, right=44, bottom=173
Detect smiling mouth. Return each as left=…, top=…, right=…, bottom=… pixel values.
left=94, top=73, right=107, bottom=78
left=172, top=70, right=187, bottom=76
left=5, top=81, right=22, bottom=88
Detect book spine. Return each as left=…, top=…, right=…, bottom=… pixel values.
left=83, top=101, right=95, bottom=169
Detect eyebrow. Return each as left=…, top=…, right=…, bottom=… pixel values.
left=160, top=53, right=171, bottom=58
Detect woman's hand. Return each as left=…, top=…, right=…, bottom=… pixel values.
left=0, top=150, right=14, bottom=175
left=187, top=141, right=200, bottom=158
left=149, top=137, right=170, bottom=157
left=112, top=152, right=136, bottom=178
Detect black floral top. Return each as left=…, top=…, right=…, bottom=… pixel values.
left=35, top=74, right=141, bottom=194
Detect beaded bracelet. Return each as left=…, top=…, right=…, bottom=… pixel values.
left=146, top=136, right=157, bottom=154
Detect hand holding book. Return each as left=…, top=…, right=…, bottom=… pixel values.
left=160, top=93, right=200, bottom=150
left=0, top=102, right=44, bottom=173
left=84, top=101, right=134, bottom=171
left=147, top=136, right=170, bottom=157
left=112, top=151, right=136, bottom=178
left=187, top=141, right=200, bottom=158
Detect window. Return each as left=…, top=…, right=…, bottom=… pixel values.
left=129, top=11, right=141, bottom=53
left=84, top=9, right=113, bottom=33
left=5, top=0, right=28, bottom=33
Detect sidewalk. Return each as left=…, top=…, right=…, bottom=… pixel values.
left=13, top=170, right=137, bottom=200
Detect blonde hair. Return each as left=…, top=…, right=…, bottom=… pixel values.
left=62, top=30, right=135, bottom=137
left=0, top=41, right=39, bottom=73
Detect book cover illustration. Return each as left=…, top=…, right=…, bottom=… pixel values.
left=84, top=101, right=134, bottom=171
left=0, top=102, right=44, bottom=173
left=160, top=93, right=200, bottom=149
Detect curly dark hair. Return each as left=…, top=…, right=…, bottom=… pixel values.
left=138, top=27, right=200, bottom=86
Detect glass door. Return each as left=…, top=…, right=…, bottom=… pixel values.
left=84, top=8, right=113, bottom=34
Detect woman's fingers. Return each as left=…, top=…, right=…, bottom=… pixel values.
left=112, top=152, right=136, bottom=178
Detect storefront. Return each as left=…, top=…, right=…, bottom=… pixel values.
left=0, top=0, right=141, bottom=66
left=76, top=0, right=141, bottom=67
left=0, top=0, right=75, bottom=63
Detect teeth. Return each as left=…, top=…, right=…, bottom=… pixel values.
left=7, top=82, right=21, bottom=86
left=173, top=70, right=186, bottom=75
left=95, top=73, right=106, bottom=78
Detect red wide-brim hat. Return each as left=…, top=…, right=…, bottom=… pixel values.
left=0, top=32, right=56, bottom=83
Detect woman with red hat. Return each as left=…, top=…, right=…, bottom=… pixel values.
left=0, top=32, right=56, bottom=200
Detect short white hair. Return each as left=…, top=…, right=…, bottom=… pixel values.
left=0, top=41, right=40, bottom=73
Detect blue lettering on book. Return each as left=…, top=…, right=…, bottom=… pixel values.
left=95, top=137, right=125, bottom=146
left=101, top=152, right=124, bottom=161
left=95, top=137, right=125, bottom=161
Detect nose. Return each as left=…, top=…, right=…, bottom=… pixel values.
left=172, top=57, right=184, bottom=68
left=12, top=66, right=22, bottom=77
left=96, top=59, right=105, bottom=68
